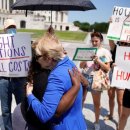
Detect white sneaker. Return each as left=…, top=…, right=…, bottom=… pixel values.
left=94, top=123, right=100, bottom=130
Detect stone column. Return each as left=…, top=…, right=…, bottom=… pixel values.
left=0, top=0, right=2, bottom=9
left=3, top=0, right=6, bottom=10
left=7, top=0, right=9, bottom=11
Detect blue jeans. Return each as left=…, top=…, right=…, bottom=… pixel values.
left=109, top=69, right=113, bottom=83
left=0, top=77, right=26, bottom=130
left=82, top=74, right=93, bottom=91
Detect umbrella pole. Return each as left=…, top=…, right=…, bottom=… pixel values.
left=51, top=10, right=52, bottom=26
left=25, top=10, right=28, bottom=17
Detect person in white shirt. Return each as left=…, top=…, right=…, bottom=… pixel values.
left=80, top=32, right=112, bottom=130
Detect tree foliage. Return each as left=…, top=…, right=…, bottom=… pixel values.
left=79, top=22, right=90, bottom=31
left=73, top=21, right=81, bottom=27
left=73, top=21, right=109, bottom=33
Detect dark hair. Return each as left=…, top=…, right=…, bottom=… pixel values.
left=91, top=32, right=103, bottom=41
left=7, top=25, right=16, bottom=29
left=117, top=41, right=130, bottom=46
left=22, top=55, right=51, bottom=129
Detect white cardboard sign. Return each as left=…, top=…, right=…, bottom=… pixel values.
left=107, top=6, right=130, bottom=42
left=111, top=46, right=130, bottom=89
left=0, top=33, right=32, bottom=77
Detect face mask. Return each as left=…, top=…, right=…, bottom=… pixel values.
left=6, top=28, right=17, bottom=35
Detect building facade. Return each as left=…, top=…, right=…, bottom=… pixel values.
left=0, top=0, right=78, bottom=31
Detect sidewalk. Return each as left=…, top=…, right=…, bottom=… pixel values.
left=0, top=91, right=130, bottom=130
left=83, top=91, right=130, bottom=130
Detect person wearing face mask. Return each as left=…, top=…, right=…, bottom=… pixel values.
left=0, top=18, right=26, bottom=130
left=4, top=19, right=17, bottom=34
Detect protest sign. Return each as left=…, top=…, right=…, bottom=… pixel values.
left=0, top=33, right=32, bottom=77
left=107, top=6, right=130, bottom=42
left=111, top=46, right=130, bottom=89
left=73, top=48, right=97, bottom=61
left=120, top=19, right=130, bottom=42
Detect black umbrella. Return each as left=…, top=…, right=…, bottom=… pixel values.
left=11, top=0, right=96, bottom=25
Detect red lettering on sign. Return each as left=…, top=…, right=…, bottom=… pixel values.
left=124, top=52, right=130, bottom=60
left=116, top=70, right=130, bottom=81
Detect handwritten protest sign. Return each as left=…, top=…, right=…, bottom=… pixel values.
left=107, top=6, right=130, bottom=42
left=0, top=33, right=32, bottom=77
left=120, top=19, right=130, bottom=42
left=73, top=48, right=97, bottom=61
left=111, top=46, right=130, bottom=89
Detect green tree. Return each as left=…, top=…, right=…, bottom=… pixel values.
left=73, top=21, right=109, bottom=33
left=90, top=22, right=109, bottom=33
left=73, top=21, right=81, bottom=27
left=79, top=22, right=90, bottom=32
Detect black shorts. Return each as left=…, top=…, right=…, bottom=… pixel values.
left=123, top=89, right=130, bottom=108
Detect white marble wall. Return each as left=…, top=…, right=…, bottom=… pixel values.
left=0, top=1, right=78, bottom=31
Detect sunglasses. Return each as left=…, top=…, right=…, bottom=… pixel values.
left=35, top=55, right=43, bottom=60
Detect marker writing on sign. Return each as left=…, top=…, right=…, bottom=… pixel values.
left=124, top=52, right=130, bottom=60
left=116, top=70, right=130, bottom=81
left=113, top=7, right=130, bottom=17
left=0, top=35, right=26, bottom=58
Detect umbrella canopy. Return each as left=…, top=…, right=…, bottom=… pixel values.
left=11, top=0, right=96, bottom=26
left=11, top=0, right=96, bottom=11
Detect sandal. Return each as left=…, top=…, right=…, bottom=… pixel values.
left=104, top=114, right=113, bottom=120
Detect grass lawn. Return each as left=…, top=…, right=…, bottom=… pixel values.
left=17, top=29, right=87, bottom=42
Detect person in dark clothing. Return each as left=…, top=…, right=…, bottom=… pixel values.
left=117, top=42, right=130, bottom=130
left=26, top=32, right=88, bottom=130
left=12, top=41, right=88, bottom=130
left=118, top=89, right=130, bottom=130
left=104, top=40, right=127, bottom=122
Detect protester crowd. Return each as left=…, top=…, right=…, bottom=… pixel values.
left=0, top=18, right=130, bottom=130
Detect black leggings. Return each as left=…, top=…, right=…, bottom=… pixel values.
left=123, top=89, right=130, bottom=108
